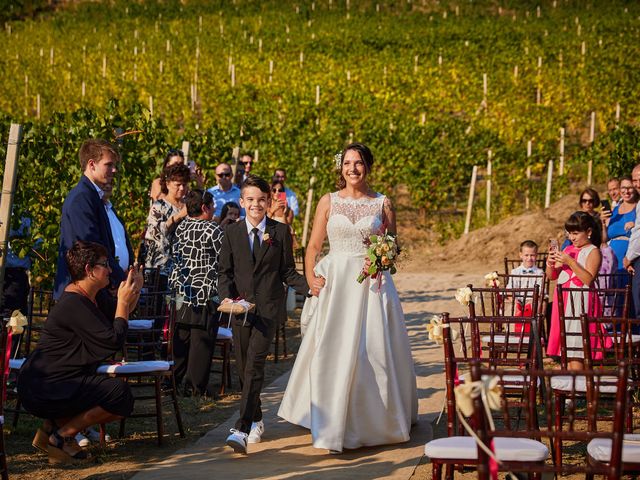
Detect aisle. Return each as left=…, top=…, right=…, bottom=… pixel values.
left=131, top=270, right=479, bottom=480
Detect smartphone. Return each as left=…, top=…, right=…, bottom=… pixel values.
left=277, top=192, right=287, bottom=203
left=601, top=199, right=611, bottom=212
left=549, top=239, right=559, bottom=253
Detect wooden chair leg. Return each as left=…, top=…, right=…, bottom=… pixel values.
left=432, top=461, right=442, bottom=480
left=554, top=395, right=563, bottom=468
left=154, top=378, right=164, bottom=445
left=170, top=374, right=185, bottom=438
left=99, top=423, right=107, bottom=447
left=444, top=463, right=454, bottom=480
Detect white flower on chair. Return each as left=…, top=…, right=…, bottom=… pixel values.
left=455, top=287, right=473, bottom=306
left=484, top=271, right=500, bottom=288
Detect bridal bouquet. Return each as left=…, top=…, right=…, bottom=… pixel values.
left=357, top=231, right=399, bottom=283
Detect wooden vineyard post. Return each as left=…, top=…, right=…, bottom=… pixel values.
left=181, top=141, right=190, bottom=165
left=486, top=150, right=492, bottom=224
left=545, top=160, right=553, bottom=209
left=588, top=111, right=595, bottom=185
left=615, top=102, right=621, bottom=127
left=0, top=124, right=23, bottom=308
left=526, top=140, right=532, bottom=210
left=231, top=146, right=240, bottom=177
left=559, top=127, right=565, bottom=175
left=302, top=156, right=318, bottom=247
left=464, top=165, right=478, bottom=235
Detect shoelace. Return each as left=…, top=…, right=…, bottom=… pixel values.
left=229, top=428, right=247, bottom=437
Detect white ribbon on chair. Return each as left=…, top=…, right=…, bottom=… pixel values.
left=427, top=315, right=459, bottom=345
left=8, top=310, right=27, bottom=335
left=454, top=376, right=505, bottom=464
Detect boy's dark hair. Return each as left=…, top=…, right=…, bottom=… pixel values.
left=241, top=174, right=270, bottom=196
left=519, top=240, right=538, bottom=252
left=184, top=189, right=213, bottom=217
left=565, top=211, right=601, bottom=247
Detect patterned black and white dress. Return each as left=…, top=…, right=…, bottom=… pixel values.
left=144, top=199, right=183, bottom=275
left=169, top=217, right=224, bottom=307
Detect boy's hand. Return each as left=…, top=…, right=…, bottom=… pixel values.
left=221, top=298, right=233, bottom=304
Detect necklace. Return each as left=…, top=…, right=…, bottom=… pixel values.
left=73, top=283, right=97, bottom=306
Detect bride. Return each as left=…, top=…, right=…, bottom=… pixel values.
left=278, top=142, right=418, bottom=453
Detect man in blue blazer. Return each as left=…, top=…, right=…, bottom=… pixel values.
left=53, top=139, right=131, bottom=300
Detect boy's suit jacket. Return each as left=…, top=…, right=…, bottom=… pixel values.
left=218, top=217, right=308, bottom=334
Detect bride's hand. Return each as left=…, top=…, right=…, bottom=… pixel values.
left=310, top=276, right=325, bottom=296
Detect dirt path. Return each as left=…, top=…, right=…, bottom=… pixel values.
left=126, top=264, right=489, bottom=480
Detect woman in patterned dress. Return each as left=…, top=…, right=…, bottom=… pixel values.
left=143, top=163, right=191, bottom=289
left=169, top=190, right=224, bottom=396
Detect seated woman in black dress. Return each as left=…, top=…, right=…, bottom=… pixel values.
left=17, top=241, right=143, bottom=463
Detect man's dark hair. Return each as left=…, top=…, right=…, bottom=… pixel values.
left=519, top=240, right=538, bottom=252
left=241, top=174, right=270, bottom=196
left=184, top=189, right=213, bottom=217
left=66, top=240, right=109, bottom=282
left=79, top=139, right=120, bottom=171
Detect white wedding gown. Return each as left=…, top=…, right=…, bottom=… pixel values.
left=278, top=192, right=418, bottom=452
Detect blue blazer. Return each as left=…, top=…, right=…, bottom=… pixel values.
left=53, top=175, right=132, bottom=299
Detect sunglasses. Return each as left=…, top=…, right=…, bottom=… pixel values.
left=580, top=198, right=594, bottom=204
left=93, top=260, right=110, bottom=268
left=272, top=189, right=283, bottom=193
left=241, top=161, right=253, bottom=166
left=217, top=172, right=232, bottom=178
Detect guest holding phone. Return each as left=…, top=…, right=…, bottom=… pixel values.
left=602, top=176, right=638, bottom=273
left=546, top=212, right=603, bottom=370
left=268, top=180, right=293, bottom=226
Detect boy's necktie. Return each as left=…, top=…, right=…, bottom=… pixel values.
left=252, top=227, right=260, bottom=262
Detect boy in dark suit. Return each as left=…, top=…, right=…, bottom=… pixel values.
left=218, top=175, right=318, bottom=454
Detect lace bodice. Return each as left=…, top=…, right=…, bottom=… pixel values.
left=327, top=192, right=385, bottom=255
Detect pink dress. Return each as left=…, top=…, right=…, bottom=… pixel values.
left=546, top=244, right=607, bottom=358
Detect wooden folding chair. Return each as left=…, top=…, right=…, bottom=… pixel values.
left=424, top=313, right=541, bottom=479
left=472, top=362, right=629, bottom=480
left=97, top=290, right=184, bottom=445
left=0, top=318, right=11, bottom=479
left=468, top=283, right=539, bottom=318
left=6, top=287, right=53, bottom=427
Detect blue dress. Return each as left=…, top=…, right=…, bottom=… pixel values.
left=607, top=204, right=636, bottom=271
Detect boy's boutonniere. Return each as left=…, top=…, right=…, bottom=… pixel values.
left=262, top=232, right=273, bottom=246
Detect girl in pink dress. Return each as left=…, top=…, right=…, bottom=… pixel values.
left=546, top=212, right=604, bottom=370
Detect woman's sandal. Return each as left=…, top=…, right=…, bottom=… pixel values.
left=47, top=429, right=90, bottom=464
left=32, top=419, right=55, bottom=453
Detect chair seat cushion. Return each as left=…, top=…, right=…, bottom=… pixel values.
left=424, top=436, right=548, bottom=461
left=97, top=360, right=171, bottom=374
left=217, top=327, right=233, bottom=340
left=481, top=335, right=530, bottom=345
left=9, top=358, right=25, bottom=370
left=550, top=375, right=619, bottom=393
left=128, top=319, right=154, bottom=330
left=588, top=434, right=640, bottom=463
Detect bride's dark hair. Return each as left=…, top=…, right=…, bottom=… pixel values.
left=336, top=142, right=374, bottom=190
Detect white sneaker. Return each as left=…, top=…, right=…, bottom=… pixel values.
left=75, top=432, right=90, bottom=448
left=85, top=426, right=112, bottom=444
left=248, top=420, right=264, bottom=444
left=226, top=429, right=248, bottom=454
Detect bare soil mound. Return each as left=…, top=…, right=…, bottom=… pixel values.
left=402, top=194, right=580, bottom=272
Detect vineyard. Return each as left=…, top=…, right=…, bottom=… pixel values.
left=0, top=0, right=640, bottom=284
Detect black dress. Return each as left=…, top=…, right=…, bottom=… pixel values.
left=17, top=292, right=134, bottom=419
